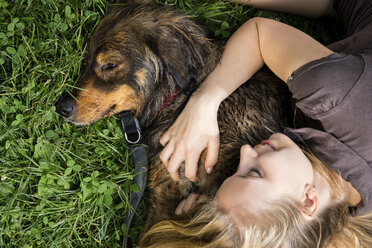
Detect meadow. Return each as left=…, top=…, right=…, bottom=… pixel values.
left=0, top=0, right=342, bottom=247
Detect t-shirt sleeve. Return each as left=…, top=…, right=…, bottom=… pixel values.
left=285, top=52, right=372, bottom=216
left=287, top=53, right=364, bottom=119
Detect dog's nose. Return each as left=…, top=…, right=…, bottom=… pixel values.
left=55, top=94, right=76, bottom=118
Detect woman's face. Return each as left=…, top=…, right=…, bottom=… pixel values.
left=216, top=133, right=315, bottom=213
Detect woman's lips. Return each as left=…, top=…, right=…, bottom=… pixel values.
left=260, top=140, right=276, bottom=150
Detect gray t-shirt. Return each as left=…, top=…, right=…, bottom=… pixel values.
left=283, top=0, right=372, bottom=215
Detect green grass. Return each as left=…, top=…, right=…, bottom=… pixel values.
left=0, top=0, right=342, bottom=247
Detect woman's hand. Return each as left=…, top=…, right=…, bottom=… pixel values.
left=175, top=193, right=208, bottom=215
left=161, top=17, right=333, bottom=181
left=160, top=89, right=221, bottom=182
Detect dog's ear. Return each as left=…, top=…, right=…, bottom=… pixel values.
left=145, top=15, right=212, bottom=90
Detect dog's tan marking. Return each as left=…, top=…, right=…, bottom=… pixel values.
left=71, top=81, right=144, bottom=124
left=95, top=53, right=106, bottom=65
left=94, top=50, right=130, bottom=81
left=133, top=68, right=148, bottom=86
left=96, top=50, right=122, bottom=64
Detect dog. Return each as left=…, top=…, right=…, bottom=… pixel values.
left=55, top=0, right=290, bottom=235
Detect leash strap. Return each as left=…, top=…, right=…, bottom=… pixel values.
left=120, top=111, right=148, bottom=248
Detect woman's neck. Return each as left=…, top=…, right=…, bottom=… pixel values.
left=314, top=171, right=332, bottom=211
left=315, top=171, right=361, bottom=209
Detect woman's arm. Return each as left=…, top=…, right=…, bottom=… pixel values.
left=229, top=0, right=333, bottom=18
left=160, top=17, right=333, bottom=182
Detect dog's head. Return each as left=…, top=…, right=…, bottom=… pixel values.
left=56, top=2, right=213, bottom=125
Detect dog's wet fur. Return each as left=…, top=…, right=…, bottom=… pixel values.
left=56, top=0, right=290, bottom=235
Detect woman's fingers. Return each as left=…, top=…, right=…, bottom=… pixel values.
left=160, top=128, right=171, bottom=147
left=185, top=149, right=202, bottom=182
left=162, top=133, right=219, bottom=181
left=175, top=194, right=209, bottom=215
left=183, top=193, right=200, bottom=211
left=175, top=193, right=200, bottom=215
left=159, top=93, right=221, bottom=182
left=168, top=138, right=205, bottom=182
left=166, top=146, right=185, bottom=181
left=159, top=139, right=175, bottom=166
left=162, top=134, right=219, bottom=181
left=175, top=198, right=187, bottom=215
left=204, top=136, right=220, bottom=174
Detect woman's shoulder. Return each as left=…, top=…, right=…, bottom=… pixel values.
left=285, top=51, right=372, bottom=215
left=287, top=52, right=365, bottom=117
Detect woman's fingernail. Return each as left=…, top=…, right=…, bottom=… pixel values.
left=207, top=167, right=212, bottom=174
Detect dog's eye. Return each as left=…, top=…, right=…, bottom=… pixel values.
left=102, top=63, right=118, bottom=71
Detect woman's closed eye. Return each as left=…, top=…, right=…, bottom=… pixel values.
left=248, top=169, right=263, bottom=178
left=239, top=168, right=263, bottom=178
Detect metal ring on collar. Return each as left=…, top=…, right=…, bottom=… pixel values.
left=124, top=130, right=141, bottom=144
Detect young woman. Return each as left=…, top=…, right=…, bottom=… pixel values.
left=141, top=0, right=372, bottom=247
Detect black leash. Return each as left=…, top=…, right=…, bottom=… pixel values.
left=119, top=111, right=148, bottom=248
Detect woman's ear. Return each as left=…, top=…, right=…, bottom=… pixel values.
left=300, top=184, right=319, bottom=220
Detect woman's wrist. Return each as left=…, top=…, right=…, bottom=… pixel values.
left=191, top=83, right=225, bottom=111
left=193, top=72, right=235, bottom=107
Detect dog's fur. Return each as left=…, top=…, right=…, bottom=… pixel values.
left=56, top=1, right=290, bottom=232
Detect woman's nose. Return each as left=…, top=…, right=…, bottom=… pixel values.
left=237, top=144, right=258, bottom=170
left=241, top=144, right=258, bottom=158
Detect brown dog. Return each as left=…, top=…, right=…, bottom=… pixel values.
left=55, top=1, right=290, bottom=231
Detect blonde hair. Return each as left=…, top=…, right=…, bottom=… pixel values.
left=140, top=199, right=241, bottom=248
left=140, top=149, right=372, bottom=248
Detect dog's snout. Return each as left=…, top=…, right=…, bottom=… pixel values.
left=56, top=94, right=76, bottom=118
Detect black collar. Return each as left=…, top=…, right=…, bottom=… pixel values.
left=119, top=111, right=148, bottom=248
